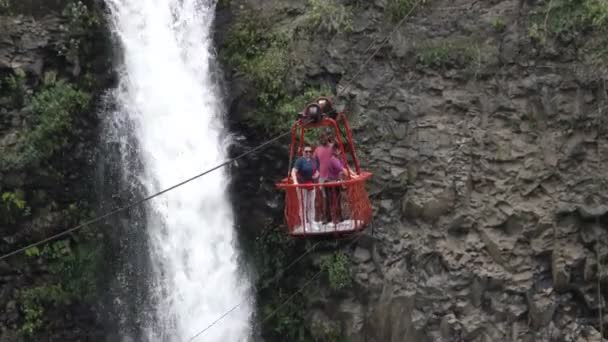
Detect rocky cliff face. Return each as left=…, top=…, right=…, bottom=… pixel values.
left=0, top=1, right=112, bottom=340
left=217, top=0, right=608, bottom=340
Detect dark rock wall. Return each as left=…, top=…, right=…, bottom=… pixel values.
left=217, top=0, right=608, bottom=340
left=0, top=0, right=113, bottom=340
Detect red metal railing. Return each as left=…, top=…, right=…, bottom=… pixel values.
left=277, top=172, right=372, bottom=238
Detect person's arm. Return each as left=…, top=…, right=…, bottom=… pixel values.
left=291, top=159, right=300, bottom=184
left=341, top=158, right=358, bottom=178
left=340, top=167, right=349, bottom=179
left=347, top=166, right=359, bottom=178
left=291, top=168, right=299, bottom=185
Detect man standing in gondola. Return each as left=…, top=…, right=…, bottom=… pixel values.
left=291, top=144, right=320, bottom=230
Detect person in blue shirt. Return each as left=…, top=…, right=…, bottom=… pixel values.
left=291, top=144, right=319, bottom=230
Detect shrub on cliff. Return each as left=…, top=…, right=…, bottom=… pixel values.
left=1, top=72, right=90, bottom=170
left=223, top=15, right=335, bottom=135
left=305, top=0, right=353, bottom=34
left=23, top=73, right=90, bottom=165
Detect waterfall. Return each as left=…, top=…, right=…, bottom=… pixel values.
left=103, top=0, right=252, bottom=340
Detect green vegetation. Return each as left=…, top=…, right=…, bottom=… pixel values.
left=58, top=0, right=101, bottom=60
left=533, top=0, right=608, bottom=34
left=311, top=320, right=346, bottom=342
left=1, top=72, right=90, bottom=170
left=305, top=0, right=353, bottom=34
left=490, top=17, right=506, bottom=32
left=20, top=238, right=102, bottom=337
left=20, top=285, right=64, bottom=337
left=4, top=68, right=27, bottom=107
left=417, top=45, right=452, bottom=68
left=253, top=226, right=351, bottom=341
left=261, top=289, right=310, bottom=340
left=23, top=73, right=90, bottom=165
left=0, top=0, right=10, bottom=14
left=253, top=225, right=297, bottom=283
left=224, top=17, right=291, bottom=117
left=386, top=0, right=427, bottom=22
left=416, top=41, right=475, bottom=69
left=223, top=16, right=335, bottom=134
left=320, top=251, right=352, bottom=291
left=1, top=191, right=30, bottom=224
left=0, top=0, right=104, bottom=338
left=217, top=0, right=230, bottom=9
left=527, top=0, right=608, bottom=62
left=253, top=226, right=312, bottom=340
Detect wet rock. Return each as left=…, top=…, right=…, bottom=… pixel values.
left=353, top=246, right=371, bottom=263
left=528, top=289, right=557, bottom=329
left=439, top=312, right=459, bottom=340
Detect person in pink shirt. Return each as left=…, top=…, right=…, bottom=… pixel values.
left=325, top=147, right=357, bottom=223
left=314, top=132, right=335, bottom=223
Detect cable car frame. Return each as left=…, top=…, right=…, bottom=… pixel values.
left=276, top=98, right=373, bottom=239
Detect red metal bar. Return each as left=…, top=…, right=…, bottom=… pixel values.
left=339, top=112, right=361, bottom=174
left=287, top=123, right=298, bottom=178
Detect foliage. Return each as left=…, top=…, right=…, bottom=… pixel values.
left=386, top=0, right=427, bottom=22
left=272, top=85, right=335, bottom=136
left=0, top=0, right=10, bottom=14
left=19, top=285, right=69, bottom=337
left=0, top=191, right=30, bottom=224
left=261, top=289, right=310, bottom=341
left=305, top=0, right=353, bottom=34
left=530, top=0, right=608, bottom=37
left=58, top=0, right=101, bottom=59
left=217, top=0, right=230, bottom=9
left=224, top=17, right=291, bottom=123
left=253, top=226, right=297, bottom=283
left=416, top=41, right=475, bottom=69
left=245, top=44, right=291, bottom=107
left=20, top=73, right=90, bottom=166
left=528, top=0, right=608, bottom=45
left=320, top=251, right=352, bottom=291
left=3, top=69, right=27, bottom=107
left=64, top=0, right=99, bottom=31
left=311, top=320, right=346, bottom=342
left=223, top=16, right=335, bottom=134
left=490, top=17, right=506, bottom=32
left=527, top=0, right=608, bottom=62
left=253, top=225, right=313, bottom=341
left=0, top=72, right=90, bottom=172
left=20, top=238, right=102, bottom=336
left=417, top=45, right=452, bottom=68
left=224, top=18, right=270, bottom=66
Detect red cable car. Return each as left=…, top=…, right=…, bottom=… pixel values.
left=276, top=97, right=373, bottom=238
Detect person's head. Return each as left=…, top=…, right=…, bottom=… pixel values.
left=318, top=98, right=328, bottom=111
left=302, top=144, right=313, bottom=157
left=318, top=132, right=329, bottom=146
left=333, top=146, right=341, bottom=157
left=317, top=97, right=333, bottom=113
left=321, top=129, right=334, bottom=146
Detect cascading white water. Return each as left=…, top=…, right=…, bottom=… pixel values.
left=105, top=0, right=252, bottom=340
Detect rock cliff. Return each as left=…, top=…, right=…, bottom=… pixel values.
left=0, top=1, right=112, bottom=340
left=218, top=0, right=608, bottom=340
